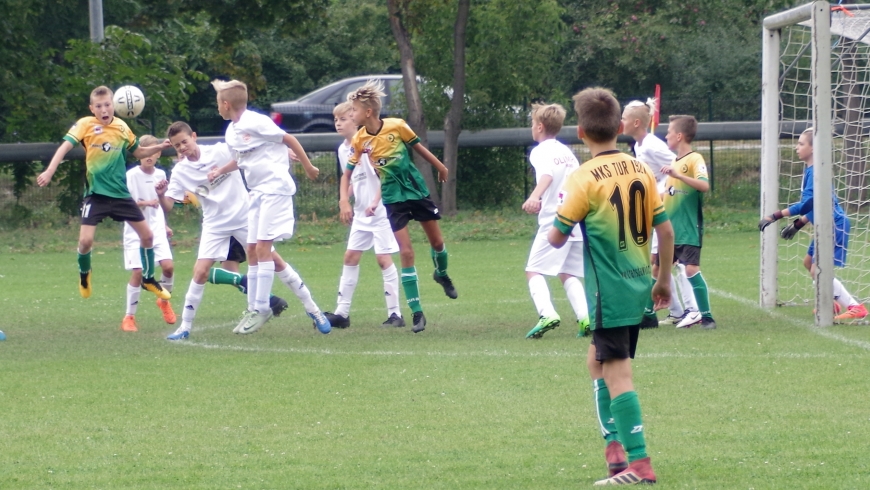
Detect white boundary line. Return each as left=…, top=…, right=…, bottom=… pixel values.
left=166, top=288, right=870, bottom=357
left=709, top=288, right=870, bottom=351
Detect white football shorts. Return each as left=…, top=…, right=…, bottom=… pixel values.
left=123, top=237, right=173, bottom=270
left=198, top=226, right=249, bottom=261
left=525, top=237, right=584, bottom=277
left=347, top=223, right=399, bottom=254
left=247, top=191, right=295, bottom=243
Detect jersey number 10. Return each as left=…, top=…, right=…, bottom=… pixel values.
left=608, top=180, right=649, bottom=251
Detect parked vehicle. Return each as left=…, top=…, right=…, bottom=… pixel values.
left=270, top=75, right=405, bottom=133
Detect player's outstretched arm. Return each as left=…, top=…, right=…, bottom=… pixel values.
left=37, top=140, right=74, bottom=186
left=522, top=175, right=553, bottom=215
left=412, top=143, right=448, bottom=183
left=652, top=220, right=674, bottom=310
left=338, top=168, right=353, bottom=225
left=283, top=134, right=319, bottom=181
left=208, top=161, right=239, bottom=182
left=132, top=139, right=171, bottom=160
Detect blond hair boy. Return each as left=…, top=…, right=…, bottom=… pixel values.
left=120, top=135, right=176, bottom=332
left=343, top=79, right=456, bottom=333
left=521, top=103, right=589, bottom=339
left=208, top=79, right=331, bottom=334
left=323, top=101, right=403, bottom=329
left=37, top=85, right=171, bottom=305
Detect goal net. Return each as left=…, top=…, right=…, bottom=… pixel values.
left=761, top=2, right=870, bottom=325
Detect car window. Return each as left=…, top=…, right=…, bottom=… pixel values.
left=384, top=79, right=405, bottom=113
left=323, top=81, right=367, bottom=106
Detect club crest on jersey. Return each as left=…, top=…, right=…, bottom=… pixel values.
left=94, top=125, right=103, bottom=135
left=242, top=133, right=251, bottom=143
left=681, top=164, right=689, bottom=173
left=387, top=134, right=396, bottom=142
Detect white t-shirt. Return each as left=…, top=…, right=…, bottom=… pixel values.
left=123, top=166, right=168, bottom=247
left=165, top=143, right=249, bottom=233
left=530, top=139, right=582, bottom=241
left=634, top=133, right=675, bottom=194
left=339, top=141, right=389, bottom=230
left=225, top=110, right=296, bottom=196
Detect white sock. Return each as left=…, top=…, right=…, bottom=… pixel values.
left=382, top=263, right=401, bottom=317
left=677, top=264, right=698, bottom=311
left=334, top=265, right=359, bottom=318
left=668, top=274, right=685, bottom=317
left=528, top=274, right=557, bottom=318
left=126, top=284, right=141, bottom=316
left=276, top=264, right=319, bottom=313
left=255, top=260, right=275, bottom=313
left=562, top=276, right=588, bottom=322
left=180, top=280, right=205, bottom=331
left=833, top=278, right=858, bottom=309
left=160, top=273, right=174, bottom=293
left=246, top=265, right=258, bottom=312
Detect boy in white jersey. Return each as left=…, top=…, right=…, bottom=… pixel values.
left=522, top=103, right=589, bottom=339
left=621, top=100, right=699, bottom=328
left=325, top=102, right=403, bottom=329
left=207, top=79, right=331, bottom=335
left=160, top=121, right=327, bottom=340
left=120, top=135, right=176, bottom=332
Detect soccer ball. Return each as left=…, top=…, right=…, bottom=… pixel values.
left=114, top=85, right=145, bottom=118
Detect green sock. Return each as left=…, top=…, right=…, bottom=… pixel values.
left=610, top=391, right=648, bottom=462
left=77, top=250, right=91, bottom=274
left=401, top=266, right=422, bottom=313
left=593, top=379, right=619, bottom=444
left=688, top=272, right=712, bottom=318
left=209, top=268, right=243, bottom=287
left=431, top=246, right=449, bottom=277
left=139, top=247, right=156, bottom=280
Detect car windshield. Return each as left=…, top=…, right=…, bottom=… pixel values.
left=296, top=80, right=351, bottom=104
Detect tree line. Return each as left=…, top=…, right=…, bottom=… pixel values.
left=1, top=0, right=794, bottom=213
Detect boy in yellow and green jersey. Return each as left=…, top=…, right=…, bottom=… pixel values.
left=549, top=87, right=674, bottom=485
left=660, top=115, right=716, bottom=329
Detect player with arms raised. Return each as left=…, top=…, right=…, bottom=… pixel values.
left=37, top=85, right=171, bottom=301
left=343, top=80, right=457, bottom=333
left=549, top=87, right=673, bottom=485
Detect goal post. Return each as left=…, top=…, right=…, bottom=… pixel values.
left=760, top=1, right=865, bottom=327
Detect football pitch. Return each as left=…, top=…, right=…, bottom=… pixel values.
left=2, top=230, right=870, bottom=489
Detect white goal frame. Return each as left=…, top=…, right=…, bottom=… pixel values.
left=761, top=2, right=836, bottom=326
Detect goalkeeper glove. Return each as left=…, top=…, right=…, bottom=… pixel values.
left=780, top=218, right=806, bottom=240
left=758, top=210, right=784, bottom=232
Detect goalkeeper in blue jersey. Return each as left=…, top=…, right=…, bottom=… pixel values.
left=758, top=128, right=867, bottom=321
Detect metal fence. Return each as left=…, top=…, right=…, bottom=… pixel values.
left=0, top=124, right=766, bottom=226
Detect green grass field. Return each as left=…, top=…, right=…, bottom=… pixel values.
left=2, top=221, right=870, bottom=488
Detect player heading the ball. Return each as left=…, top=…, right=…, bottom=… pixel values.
left=342, top=79, right=457, bottom=334
left=37, top=85, right=172, bottom=304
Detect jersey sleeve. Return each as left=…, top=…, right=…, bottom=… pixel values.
left=554, top=174, right=589, bottom=235
left=397, top=119, right=420, bottom=146
left=648, top=173, right=669, bottom=226
left=252, top=115, right=286, bottom=143
left=788, top=166, right=814, bottom=218
left=164, top=166, right=189, bottom=202
left=126, top=169, right=140, bottom=201
left=347, top=133, right=361, bottom=167
left=691, top=154, right=709, bottom=181
left=528, top=146, right=553, bottom=177
left=62, top=118, right=90, bottom=146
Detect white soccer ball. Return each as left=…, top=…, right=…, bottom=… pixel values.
left=114, top=85, right=145, bottom=118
